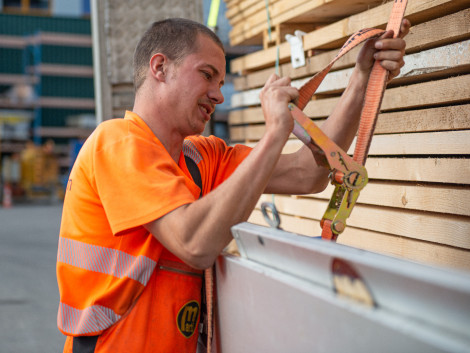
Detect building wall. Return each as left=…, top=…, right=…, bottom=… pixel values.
left=0, top=12, right=95, bottom=182
left=91, top=0, right=203, bottom=123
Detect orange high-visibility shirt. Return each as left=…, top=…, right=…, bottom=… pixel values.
left=57, top=111, right=251, bottom=352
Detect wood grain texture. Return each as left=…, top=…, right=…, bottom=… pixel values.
left=248, top=210, right=470, bottom=271
left=310, top=181, right=470, bottom=217
left=233, top=8, right=470, bottom=91
left=231, top=40, right=470, bottom=108
left=230, top=0, right=470, bottom=73
left=255, top=194, right=470, bottom=249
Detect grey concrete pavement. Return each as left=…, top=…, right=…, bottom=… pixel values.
left=0, top=203, right=66, bottom=353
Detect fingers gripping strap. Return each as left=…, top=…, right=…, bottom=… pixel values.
left=354, top=0, right=408, bottom=166
left=297, top=28, right=385, bottom=110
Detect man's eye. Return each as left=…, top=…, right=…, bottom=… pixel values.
left=202, top=71, right=212, bottom=80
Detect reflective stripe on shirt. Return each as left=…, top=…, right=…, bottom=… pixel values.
left=57, top=237, right=156, bottom=286
left=183, top=140, right=203, bottom=164
left=58, top=301, right=121, bottom=335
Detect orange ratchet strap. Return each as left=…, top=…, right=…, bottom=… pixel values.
left=291, top=0, right=408, bottom=241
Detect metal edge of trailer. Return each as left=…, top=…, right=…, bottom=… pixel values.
left=214, top=222, right=470, bottom=353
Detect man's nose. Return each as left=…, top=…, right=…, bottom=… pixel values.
left=209, top=86, right=224, bottom=105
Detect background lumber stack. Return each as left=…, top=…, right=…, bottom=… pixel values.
left=226, top=0, right=470, bottom=271
left=226, top=0, right=384, bottom=48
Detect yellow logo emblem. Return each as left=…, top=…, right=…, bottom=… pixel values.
left=177, top=300, right=200, bottom=338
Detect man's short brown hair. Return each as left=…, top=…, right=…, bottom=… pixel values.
left=133, top=18, right=224, bottom=91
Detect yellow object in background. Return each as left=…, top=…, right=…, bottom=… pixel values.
left=207, top=0, right=220, bottom=30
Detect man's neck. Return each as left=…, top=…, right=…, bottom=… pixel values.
left=133, top=101, right=184, bottom=163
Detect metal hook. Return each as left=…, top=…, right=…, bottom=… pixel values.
left=261, top=202, right=282, bottom=229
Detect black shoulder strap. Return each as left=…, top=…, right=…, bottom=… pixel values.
left=185, top=155, right=202, bottom=198
left=73, top=336, right=99, bottom=353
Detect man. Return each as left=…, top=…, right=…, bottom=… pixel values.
left=57, top=18, right=409, bottom=353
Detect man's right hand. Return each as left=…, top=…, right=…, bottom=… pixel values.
left=259, top=74, right=299, bottom=143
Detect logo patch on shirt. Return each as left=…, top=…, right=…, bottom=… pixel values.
left=177, top=300, right=200, bottom=338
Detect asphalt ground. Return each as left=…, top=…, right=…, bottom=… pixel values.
left=0, top=203, right=66, bottom=352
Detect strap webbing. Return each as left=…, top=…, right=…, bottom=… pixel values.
left=294, top=0, right=408, bottom=240
left=353, top=0, right=408, bottom=165
left=185, top=154, right=214, bottom=353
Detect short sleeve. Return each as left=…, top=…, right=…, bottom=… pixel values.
left=93, top=124, right=200, bottom=235
left=185, top=135, right=252, bottom=194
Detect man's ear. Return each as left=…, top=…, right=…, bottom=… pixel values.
left=149, top=53, right=167, bottom=82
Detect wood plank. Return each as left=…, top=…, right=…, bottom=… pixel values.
left=231, top=130, right=470, bottom=184
left=233, top=46, right=357, bottom=91
left=365, top=157, right=470, bottom=185
left=249, top=208, right=319, bottom=236
left=248, top=210, right=470, bottom=271
left=309, top=181, right=470, bottom=217
left=282, top=0, right=382, bottom=24
left=227, top=0, right=282, bottom=25
left=230, top=0, right=382, bottom=41
left=230, top=116, right=470, bottom=181
left=373, top=104, right=470, bottom=134
left=231, top=40, right=470, bottom=108
left=404, top=6, right=470, bottom=54
left=349, top=206, right=470, bottom=249
left=224, top=0, right=241, bottom=7
left=230, top=124, right=265, bottom=142
left=256, top=194, right=470, bottom=249
left=247, top=130, right=470, bottom=157
left=234, top=8, right=470, bottom=91
left=226, top=0, right=266, bottom=21
left=230, top=0, right=470, bottom=73
left=231, top=77, right=306, bottom=108
left=230, top=105, right=470, bottom=142
left=301, top=74, right=470, bottom=118
left=229, top=0, right=317, bottom=34
left=229, top=107, right=263, bottom=125
left=381, top=74, right=470, bottom=111
left=337, top=227, right=470, bottom=272
left=255, top=127, right=469, bottom=157
left=229, top=143, right=469, bottom=185
left=349, top=130, right=470, bottom=156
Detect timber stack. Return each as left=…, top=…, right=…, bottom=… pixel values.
left=225, top=0, right=470, bottom=271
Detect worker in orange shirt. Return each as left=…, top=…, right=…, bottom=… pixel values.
left=57, top=17, right=410, bottom=353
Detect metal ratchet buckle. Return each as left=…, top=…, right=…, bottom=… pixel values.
left=288, top=103, right=368, bottom=240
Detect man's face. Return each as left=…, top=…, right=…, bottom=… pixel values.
left=165, top=34, right=226, bottom=136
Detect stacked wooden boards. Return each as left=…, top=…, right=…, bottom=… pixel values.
left=225, top=0, right=384, bottom=47
left=227, top=0, right=470, bottom=271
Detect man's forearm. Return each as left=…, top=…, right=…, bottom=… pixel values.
left=145, top=129, right=289, bottom=269
left=321, top=67, right=369, bottom=151
left=265, top=68, right=369, bottom=195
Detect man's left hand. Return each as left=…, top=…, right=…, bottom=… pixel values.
left=355, top=19, right=411, bottom=82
